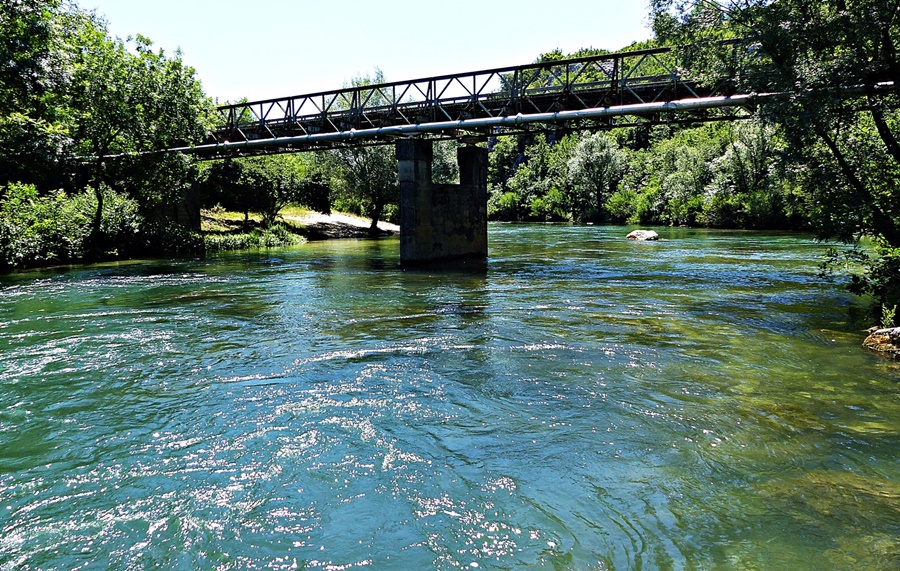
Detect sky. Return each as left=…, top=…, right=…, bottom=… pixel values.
left=83, top=0, right=654, bottom=104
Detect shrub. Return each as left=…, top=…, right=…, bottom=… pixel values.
left=0, top=183, right=148, bottom=268
left=605, top=188, right=639, bottom=223
left=132, top=220, right=204, bottom=257
left=488, top=190, right=520, bottom=221
left=204, top=223, right=305, bottom=252
left=0, top=183, right=92, bottom=268
left=529, top=187, right=568, bottom=222
left=97, top=186, right=143, bottom=247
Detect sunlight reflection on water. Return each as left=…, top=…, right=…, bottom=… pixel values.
left=1, top=225, right=898, bottom=570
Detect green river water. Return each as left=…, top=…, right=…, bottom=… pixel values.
left=1, top=224, right=898, bottom=570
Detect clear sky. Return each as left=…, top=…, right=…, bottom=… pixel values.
left=83, top=0, right=654, bottom=103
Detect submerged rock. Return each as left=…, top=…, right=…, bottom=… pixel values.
left=863, top=327, right=900, bottom=354
left=626, top=230, right=659, bottom=241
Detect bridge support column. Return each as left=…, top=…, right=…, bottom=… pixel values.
left=397, top=139, right=488, bottom=266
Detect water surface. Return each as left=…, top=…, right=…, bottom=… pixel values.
left=1, top=225, right=898, bottom=570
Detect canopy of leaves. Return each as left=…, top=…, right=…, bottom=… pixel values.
left=1, top=0, right=214, bottom=262
left=201, top=155, right=330, bottom=226
left=650, top=0, right=900, bottom=304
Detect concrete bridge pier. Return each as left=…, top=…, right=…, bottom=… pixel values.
left=397, top=139, right=488, bottom=266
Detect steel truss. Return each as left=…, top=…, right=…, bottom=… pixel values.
left=190, top=45, right=746, bottom=157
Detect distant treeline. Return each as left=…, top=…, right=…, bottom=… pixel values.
left=485, top=118, right=801, bottom=231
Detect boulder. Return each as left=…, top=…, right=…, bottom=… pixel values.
left=626, top=230, right=659, bottom=241
left=863, top=327, right=900, bottom=354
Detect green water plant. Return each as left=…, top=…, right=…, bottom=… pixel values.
left=881, top=304, right=896, bottom=330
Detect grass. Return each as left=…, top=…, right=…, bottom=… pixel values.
left=201, top=208, right=307, bottom=252
left=278, top=206, right=314, bottom=218
left=204, top=225, right=305, bottom=252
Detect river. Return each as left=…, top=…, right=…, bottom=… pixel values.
left=1, top=224, right=898, bottom=570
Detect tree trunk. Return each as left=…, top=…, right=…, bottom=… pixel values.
left=867, top=93, right=900, bottom=166
left=90, top=184, right=104, bottom=248
left=368, top=203, right=383, bottom=238
left=817, top=126, right=900, bottom=247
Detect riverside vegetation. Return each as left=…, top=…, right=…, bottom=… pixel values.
left=3, top=0, right=900, bottom=313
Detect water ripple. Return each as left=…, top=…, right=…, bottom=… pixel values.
left=1, top=226, right=897, bottom=570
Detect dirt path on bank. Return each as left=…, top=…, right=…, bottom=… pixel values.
left=282, top=212, right=400, bottom=239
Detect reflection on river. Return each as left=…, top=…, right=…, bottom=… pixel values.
left=1, top=224, right=898, bottom=570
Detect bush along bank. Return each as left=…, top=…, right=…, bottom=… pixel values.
left=203, top=222, right=306, bottom=252
left=0, top=182, right=206, bottom=270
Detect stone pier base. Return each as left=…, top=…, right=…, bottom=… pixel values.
left=397, top=139, right=488, bottom=266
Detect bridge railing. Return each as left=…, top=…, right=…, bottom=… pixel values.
left=208, top=45, right=740, bottom=146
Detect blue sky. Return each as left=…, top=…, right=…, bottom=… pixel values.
left=84, top=0, right=654, bottom=103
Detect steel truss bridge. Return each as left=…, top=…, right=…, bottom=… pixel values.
left=177, top=44, right=755, bottom=157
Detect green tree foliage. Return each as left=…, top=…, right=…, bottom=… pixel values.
left=488, top=118, right=797, bottom=230
left=321, top=145, right=399, bottom=234
left=432, top=140, right=461, bottom=184
left=567, top=132, right=627, bottom=223
left=0, top=113, right=72, bottom=190
left=488, top=136, right=522, bottom=189
left=0, top=0, right=65, bottom=116
left=489, top=133, right=575, bottom=221
left=0, top=1, right=214, bottom=265
left=202, top=155, right=330, bottom=226
left=704, top=119, right=794, bottom=228
left=1, top=4, right=213, bottom=195
left=65, top=22, right=213, bottom=240
left=650, top=0, right=900, bottom=303
left=637, top=125, right=722, bottom=226
left=0, top=0, right=73, bottom=189
left=319, top=70, right=399, bottom=234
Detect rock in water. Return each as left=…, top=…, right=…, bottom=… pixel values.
left=626, top=230, right=659, bottom=241
left=863, top=327, right=900, bottom=354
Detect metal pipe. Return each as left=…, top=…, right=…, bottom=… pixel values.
left=169, top=94, right=759, bottom=156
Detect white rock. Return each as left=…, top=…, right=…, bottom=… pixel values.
left=626, top=230, right=659, bottom=241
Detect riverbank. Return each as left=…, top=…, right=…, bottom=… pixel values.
left=202, top=208, right=398, bottom=242
left=281, top=209, right=399, bottom=239
left=201, top=208, right=399, bottom=251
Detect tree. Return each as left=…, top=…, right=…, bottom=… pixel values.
left=0, top=1, right=216, bottom=264
left=320, top=70, right=399, bottom=235
left=65, top=14, right=213, bottom=244
left=432, top=140, right=460, bottom=184
left=201, top=155, right=330, bottom=226
left=489, top=134, right=532, bottom=190
left=704, top=118, right=791, bottom=228
left=0, top=0, right=64, bottom=117
left=651, top=0, right=900, bottom=303
left=322, top=145, right=398, bottom=235
left=0, top=0, right=74, bottom=190
left=567, top=132, right=626, bottom=222
left=487, top=134, right=575, bottom=221
left=0, top=113, right=72, bottom=190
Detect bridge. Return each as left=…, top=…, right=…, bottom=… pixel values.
left=184, top=45, right=749, bottom=156
left=179, top=45, right=758, bottom=265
